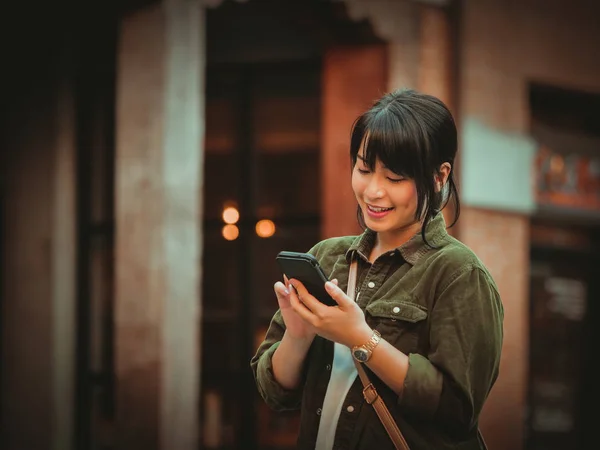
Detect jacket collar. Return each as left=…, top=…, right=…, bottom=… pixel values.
left=346, top=212, right=448, bottom=265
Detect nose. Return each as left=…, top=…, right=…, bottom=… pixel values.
left=365, top=175, right=385, bottom=199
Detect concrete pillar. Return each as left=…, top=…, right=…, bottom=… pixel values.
left=458, top=104, right=534, bottom=450
left=1, top=61, right=77, bottom=450
left=417, top=3, right=458, bottom=230
left=417, top=4, right=453, bottom=108
left=321, top=45, right=388, bottom=238
left=343, top=0, right=420, bottom=92
left=113, top=0, right=204, bottom=449
left=459, top=207, right=530, bottom=450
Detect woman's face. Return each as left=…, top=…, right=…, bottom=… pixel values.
left=351, top=151, right=420, bottom=238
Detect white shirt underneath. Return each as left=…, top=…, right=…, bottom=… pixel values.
left=315, top=342, right=358, bottom=450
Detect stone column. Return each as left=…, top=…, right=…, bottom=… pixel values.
left=417, top=3, right=458, bottom=230
left=1, top=53, right=77, bottom=450
left=114, top=1, right=204, bottom=449
left=343, top=0, right=420, bottom=92
left=417, top=3, right=453, bottom=107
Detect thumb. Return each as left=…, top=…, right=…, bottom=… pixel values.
left=325, top=281, right=351, bottom=307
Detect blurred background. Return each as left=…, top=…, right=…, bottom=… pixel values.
left=1, top=0, right=599, bottom=449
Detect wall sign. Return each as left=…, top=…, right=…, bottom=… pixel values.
left=535, top=145, right=600, bottom=211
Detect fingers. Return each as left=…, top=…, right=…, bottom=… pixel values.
left=288, top=280, right=316, bottom=323
left=274, top=281, right=291, bottom=308
left=274, top=281, right=290, bottom=296
left=289, top=279, right=327, bottom=315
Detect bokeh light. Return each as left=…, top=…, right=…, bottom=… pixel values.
left=222, top=224, right=239, bottom=241
left=255, top=219, right=276, bottom=238
left=222, top=206, right=240, bottom=224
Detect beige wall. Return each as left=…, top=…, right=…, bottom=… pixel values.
left=461, top=0, right=600, bottom=134
left=458, top=1, right=600, bottom=448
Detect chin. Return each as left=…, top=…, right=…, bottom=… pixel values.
left=364, top=213, right=418, bottom=234
left=363, top=218, right=390, bottom=232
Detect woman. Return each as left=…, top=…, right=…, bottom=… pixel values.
left=251, top=89, right=504, bottom=449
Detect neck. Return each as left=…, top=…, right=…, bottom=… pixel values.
left=370, top=220, right=422, bottom=261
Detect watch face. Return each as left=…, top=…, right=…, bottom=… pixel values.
left=353, top=348, right=369, bottom=362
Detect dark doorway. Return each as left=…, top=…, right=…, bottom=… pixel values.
left=202, top=1, right=382, bottom=448
left=527, top=82, right=600, bottom=450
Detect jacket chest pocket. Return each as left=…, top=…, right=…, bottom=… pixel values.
left=365, top=299, right=428, bottom=354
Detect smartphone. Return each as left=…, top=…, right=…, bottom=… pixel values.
left=275, top=251, right=336, bottom=306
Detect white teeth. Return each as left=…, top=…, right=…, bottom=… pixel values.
left=368, top=205, right=392, bottom=213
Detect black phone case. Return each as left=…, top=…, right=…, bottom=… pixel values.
left=275, top=251, right=336, bottom=306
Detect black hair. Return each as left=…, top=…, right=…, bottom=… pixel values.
left=350, top=88, right=460, bottom=246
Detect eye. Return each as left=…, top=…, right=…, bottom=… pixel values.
left=387, top=177, right=405, bottom=183
left=357, top=167, right=370, bottom=175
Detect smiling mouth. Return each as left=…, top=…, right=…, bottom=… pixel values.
left=367, top=204, right=394, bottom=213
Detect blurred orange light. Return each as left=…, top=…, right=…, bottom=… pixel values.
left=222, top=206, right=240, bottom=224
left=222, top=224, right=239, bottom=241
left=255, top=219, right=276, bottom=238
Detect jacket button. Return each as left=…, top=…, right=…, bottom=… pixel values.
left=326, top=364, right=332, bottom=371
left=316, top=408, right=322, bottom=415
left=367, top=281, right=375, bottom=288
left=346, top=405, right=355, bottom=413
left=392, top=306, right=400, bottom=313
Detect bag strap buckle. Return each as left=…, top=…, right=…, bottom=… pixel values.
left=363, top=383, right=379, bottom=405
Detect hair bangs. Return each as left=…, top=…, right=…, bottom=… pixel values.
left=360, top=108, right=427, bottom=181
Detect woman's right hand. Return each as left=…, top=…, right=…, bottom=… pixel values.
left=274, top=277, right=316, bottom=341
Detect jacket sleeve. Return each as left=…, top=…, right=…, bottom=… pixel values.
left=399, top=265, right=504, bottom=435
left=250, top=310, right=305, bottom=411
left=250, top=241, right=325, bottom=411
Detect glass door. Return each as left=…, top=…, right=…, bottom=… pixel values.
left=201, top=61, right=321, bottom=450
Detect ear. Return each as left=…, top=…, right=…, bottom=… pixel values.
left=434, top=162, right=452, bottom=192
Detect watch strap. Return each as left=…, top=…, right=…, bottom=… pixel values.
left=352, top=329, right=381, bottom=361
left=363, top=329, right=381, bottom=352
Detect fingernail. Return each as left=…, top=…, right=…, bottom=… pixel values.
left=283, top=288, right=290, bottom=295
left=325, top=281, right=335, bottom=290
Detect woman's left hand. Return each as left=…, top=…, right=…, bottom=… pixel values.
left=287, top=279, right=373, bottom=348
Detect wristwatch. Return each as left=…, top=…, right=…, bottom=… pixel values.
left=351, top=329, right=381, bottom=363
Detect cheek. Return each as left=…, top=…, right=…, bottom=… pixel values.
left=393, top=184, right=418, bottom=208
left=351, top=171, right=364, bottom=197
